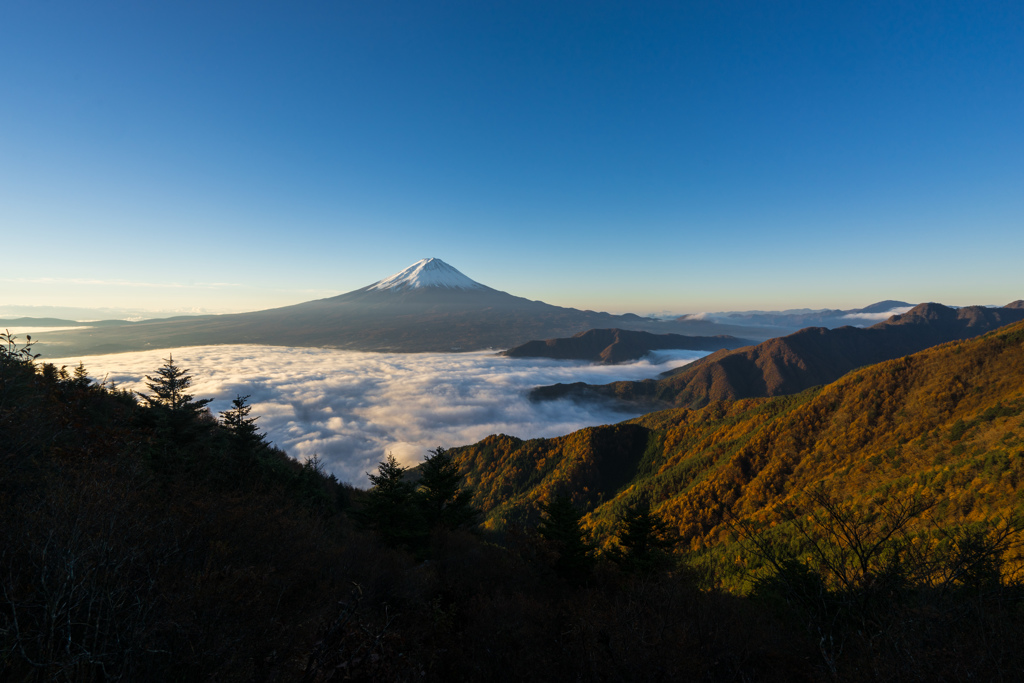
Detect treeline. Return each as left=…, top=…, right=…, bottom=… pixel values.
left=4, top=328, right=1024, bottom=681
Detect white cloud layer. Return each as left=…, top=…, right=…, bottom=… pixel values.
left=840, top=306, right=914, bottom=321
left=49, top=346, right=706, bottom=486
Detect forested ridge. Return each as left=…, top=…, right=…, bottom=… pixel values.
left=4, top=320, right=1024, bottom=681
left=501, top=328, right=747, bottom=363
left=455, top=319, right=1024, bottom=581
left=531, top=301, right=1024, bottom=408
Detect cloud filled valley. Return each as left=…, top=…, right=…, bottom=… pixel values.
left=50, top=346, right=707, bottom=485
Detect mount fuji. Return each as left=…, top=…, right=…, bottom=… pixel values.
left=34, top=258, right=749, bottom=357
left=367, top=258, right=488, bottom=292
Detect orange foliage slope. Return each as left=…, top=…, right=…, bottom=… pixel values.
left=454, top=319, right=1024, bottom=559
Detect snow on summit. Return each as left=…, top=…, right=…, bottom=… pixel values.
left=368, top=258, right=487, bottom=292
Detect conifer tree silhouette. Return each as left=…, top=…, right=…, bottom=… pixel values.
left=608, top=501, right=678, bottom=574
left=138, top=355, right=211, bottom=414
left=360, top=453, right=426, bottom=547
left=417, top=447, right=479, bottom=530
left=220, top=394, right=266, bottom=447
left=538, top=493, right=595, bottom=583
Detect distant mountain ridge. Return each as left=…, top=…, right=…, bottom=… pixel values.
left=0, top=317, right=116, bottom=328
left=677, top=300, right=915, bottom=329
left=532, top=301, right=1024, bottom=408
left=502, top=328, right=751, bottom=364
left=33, top=258, right=755, bottom=357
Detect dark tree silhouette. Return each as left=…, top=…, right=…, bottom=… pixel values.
left=219, top=394, right=266, bottom=447
left=138, top=355, right=211, bottom=414
left=1, top=330, right=39, bottom=367
left=72, top=361, right=91, bottom=388
left=360, top=453, right=425, bottom=547
left=608, top=501, right=679, bottom=574
left=537, top=493, right=595, bottom=583
left=416, top=447, right=479, bottom=530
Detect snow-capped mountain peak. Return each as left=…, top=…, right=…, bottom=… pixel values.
left=368, top=258, right=487, bottom=292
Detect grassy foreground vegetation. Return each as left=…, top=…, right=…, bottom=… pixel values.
left=4, top=322, right=1024, bottom=681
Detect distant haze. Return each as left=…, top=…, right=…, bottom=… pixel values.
left=0, top=304, right=237, bottom=321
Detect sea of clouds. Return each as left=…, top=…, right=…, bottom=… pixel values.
left=48, top=346, right=706, bottom=485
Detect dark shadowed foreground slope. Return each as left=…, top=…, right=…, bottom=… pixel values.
left=502, top=328, right=752, bottom=363
left=531, top=301, right=1024, bottom=408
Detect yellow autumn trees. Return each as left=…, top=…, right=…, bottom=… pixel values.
left=452, top=320, right=1024, bottom=585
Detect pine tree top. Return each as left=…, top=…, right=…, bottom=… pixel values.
left=138, top=354, right=212, bottom=413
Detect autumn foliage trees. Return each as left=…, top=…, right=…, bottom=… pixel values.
left=450, top=320, right=1024, bottom=587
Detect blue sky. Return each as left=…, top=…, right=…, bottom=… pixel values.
left=2, top=1, right=1022, bottom=316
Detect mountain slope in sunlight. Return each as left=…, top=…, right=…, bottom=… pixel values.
left=532, top=302, right=1024, bottom=408
left=455, top=318, right=1024, bottom=576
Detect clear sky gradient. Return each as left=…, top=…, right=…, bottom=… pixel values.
left=2, top=1, right=1022, bottom=316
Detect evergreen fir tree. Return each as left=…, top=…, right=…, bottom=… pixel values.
left=537, top=493, right=595, bottom=583
left=417, top=447, right=479, bottom=530
left=72, top=362, right=91, bottom=388
left=138, top=355, right=211, bottom=414
left=608, top=501, right=679, bottom=574
left=360, top=453, right=425, bottom=547
left=219, top=394, right=266, bottom=447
